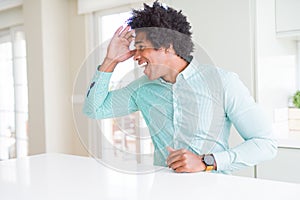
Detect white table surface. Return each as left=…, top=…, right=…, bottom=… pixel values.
left=0, top=153, right=299, bottom=200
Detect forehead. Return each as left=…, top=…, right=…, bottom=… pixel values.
left=134, top=32, right=151, bottom=46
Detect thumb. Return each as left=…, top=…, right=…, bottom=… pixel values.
left=129, top=49, right=137, bottom=56
left=166, top=146, right=175, bottom=152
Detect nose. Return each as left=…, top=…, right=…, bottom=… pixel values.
left=133, top=50, right=141, bottom=61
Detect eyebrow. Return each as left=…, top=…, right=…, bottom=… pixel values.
left=134, top=41, right=143, bottom=46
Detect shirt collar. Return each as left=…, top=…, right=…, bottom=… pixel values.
left=159, top=77, right=172, bottom=85
left=180, top=57, right=200, bottom=80
left=158, top=57, right=201, bottom=84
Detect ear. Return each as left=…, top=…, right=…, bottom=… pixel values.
left=156, top=47, right=168, bottom=54
left=158, top=47, right=166, bottom=52
left=165, top=44, right=175, bottom=54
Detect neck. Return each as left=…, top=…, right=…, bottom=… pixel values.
left=162, top=56, right=189, bottom=83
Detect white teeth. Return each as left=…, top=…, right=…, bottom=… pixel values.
left=139, top=62, right=148, bottom=67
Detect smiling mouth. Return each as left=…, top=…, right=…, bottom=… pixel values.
left=139, top=62, right=148, bottom=68
left=138, top=62, right=149, bottom=75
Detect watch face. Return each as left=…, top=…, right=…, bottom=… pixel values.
left=204, top=155, right=215, bottom=166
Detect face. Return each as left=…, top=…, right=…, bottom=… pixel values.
left=133, top=32, right=173, bottom=81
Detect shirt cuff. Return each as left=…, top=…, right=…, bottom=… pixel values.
left=92, top=70, right=112, bottom=82
left=86, top=70, right=112, bottom=98
left=213, top=150, right=232, bottom=171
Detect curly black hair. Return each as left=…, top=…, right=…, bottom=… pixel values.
left=127, top=1, right=194, bottom=61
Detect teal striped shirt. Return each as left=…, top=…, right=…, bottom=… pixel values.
left=83, top=59, right=277, bottom=173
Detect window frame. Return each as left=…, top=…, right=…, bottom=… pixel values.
left=0, top=25, right=28, bottom=160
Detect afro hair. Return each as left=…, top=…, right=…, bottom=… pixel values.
left=127, top=1, right=194, bottom=61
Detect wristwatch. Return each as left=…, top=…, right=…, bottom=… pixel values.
left=202, top=154, right=215, bottom=171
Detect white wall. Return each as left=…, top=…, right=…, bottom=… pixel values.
left=23, top=0, right=88, bottom=156
left=68, top=0, right=89, bottom=156
left=41, top=0, right=73, bottom=153
left=23, top=0, right=46, bottom=154
left=256, top=0, right=297, bottom=133
left=171, top=0, right=255, bottom=93
left=0, top=6, right=23, bottom=30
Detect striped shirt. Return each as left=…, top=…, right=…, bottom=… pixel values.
left=83, top=59, right=277, bottom=173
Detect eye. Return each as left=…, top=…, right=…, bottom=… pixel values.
left=137, top=45, right=145, bottom=51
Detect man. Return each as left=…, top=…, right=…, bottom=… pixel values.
left=83, top=1, right=277, bottom=173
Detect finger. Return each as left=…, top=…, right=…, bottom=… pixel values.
left=124, top=30, right=134, bottom=39
left=119, top=26, right=131, bottom=38
left=113, top=26, right=124, bottom=37
left=127, top=37, right=134, bottom=43
left=168, top=148, right=186, bottom=159
left=128, top=49, right=136, bottom=58
left=119, top=49, right=136, bottom=61
left=169, top=160, right=185, bottom=170
left=126, top=34, right=135, bottom=43
left=167, top=153, right=185, bottom=167
left=175, top=167, right=187, bottom=173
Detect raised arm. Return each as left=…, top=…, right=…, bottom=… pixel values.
left=83, top=26, right=138, bottom=119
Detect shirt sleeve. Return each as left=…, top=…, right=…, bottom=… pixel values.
left=83, top=69, right=139, bottom=119
left=213, top=73, right=278, bottom=172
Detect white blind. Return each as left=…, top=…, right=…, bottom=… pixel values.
left=77, top=0, right=147, bottom=14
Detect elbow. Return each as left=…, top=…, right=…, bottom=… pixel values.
left=82, top=103, right=98, bottom=119
left=83, top=110, right=97, bottom=119
left=265, top=138, right=278, bottom=161
left=82, top=103, right=110, bottom=119
left=269, top=142, right=278, bottom=160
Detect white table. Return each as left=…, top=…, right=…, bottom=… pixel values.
left=0, top=153, right=299, bottom=200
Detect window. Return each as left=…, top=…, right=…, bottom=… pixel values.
left=0, top=27, right=28, bottom=160
left=92, top=10, right=154, bottom=167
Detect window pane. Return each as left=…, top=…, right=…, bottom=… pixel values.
left=0, top=40, right=15, bottom=160
left=13, top=30, right=28, bottom=158
left=0, top=28, right=28, bottom=160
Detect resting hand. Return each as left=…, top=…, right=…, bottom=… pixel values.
left=166, top=147, right=206, bottom=173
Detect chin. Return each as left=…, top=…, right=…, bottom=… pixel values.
left=144, top=71, right=158, bottom=81
left=146, top=76, right=154, bottom=80
left=144, top=72, right=152, bottom=80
